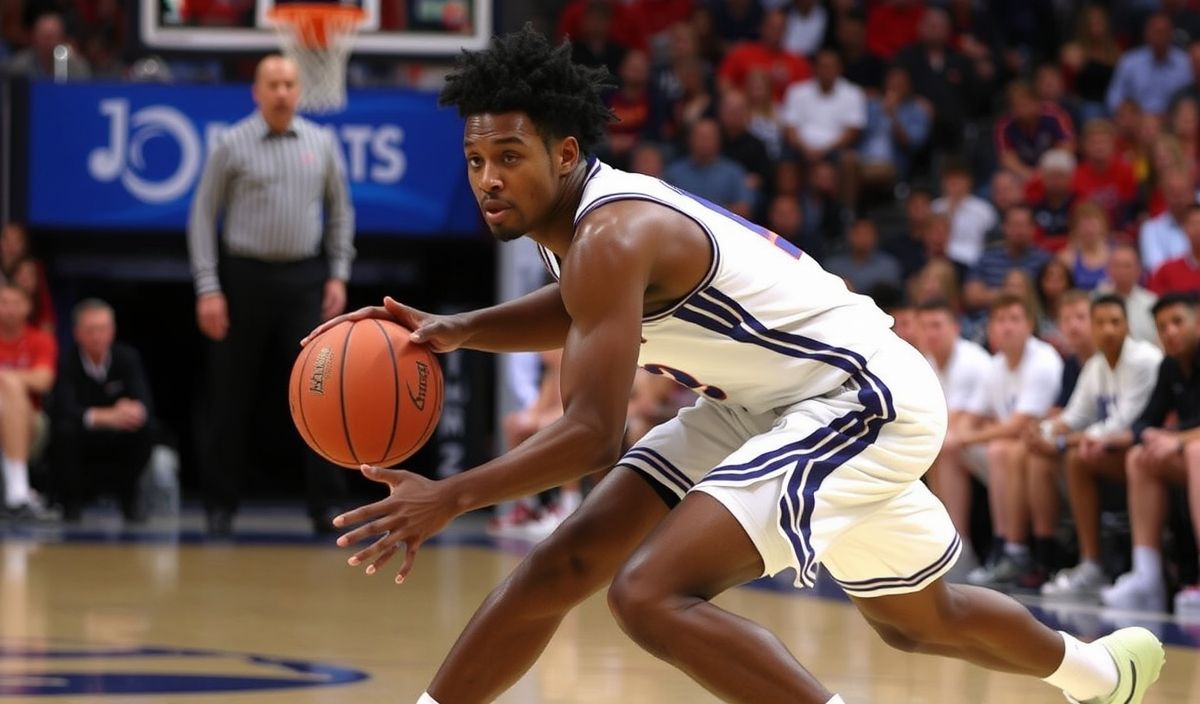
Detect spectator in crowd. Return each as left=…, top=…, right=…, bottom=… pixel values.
left=996, top=81, right=1075, bottom=183
left=664, top=119, right=752, bottom=217
left=188, top=55, right=354, bottom=537
left=1035, top=259, right=1077, bottom=354
left=991, top=291, right=1096, bottom=589
left=766, top=194, right=823, bottom=260
left=0, top=284, right=56, bottom=521
left=3, top=12, right=90, bottom=79
left=605, top=50, right=653, bottom=171
left=824, top=219, right=901, bottom=293
left=1034, top=62, right=1081, bottom=135
left=689, top=6, right=725, bottom=67
left=717, top=90, right=771, bottom=210
left=1100, top=293, right=1200, bottom=613
left=909, top=258, right=961, bottom=312
left=938, top=295, right=1063, bottom=580
left=782, top=49, right=865, bottom=164
left=631, top=141, right=666, bottom=178
left=0, top=224, right=54, bottom=335
left=895, top=7, right=982, bottom=155
left=1057, top=203, right=1112, bottom=292
left=782, top=0, right=826, bottom=57
left=870, top=284, right=918, bottom=347
left=1039, top=295, right=1163, bottom=601
left=1164, top=0, right=1200, bottom=46
left=932, top=161, right=998, bottom=268
left=1060, top=5, right=1119, bottom=125
left=743, top=69, right=784, bottom=160
left=831, top=11, right=884, bottom=93
left=711, top=0, right=762, bottom=47
left=865, top=0, right=925, bottom=61
left=557, top=0, right=647, bottom=53
left=1148, top=203, right=1200, bottom=294
left=1107, top=13, right=1192, bottom=116
left=859, top=66, right=931, bottom=198
left=1030, top=150, right=1079, bottom=252
left=1170, top=40, right=1200, bottom=108
left=718, top=10, right=810, bottom=102
left=963, top=205, right=1050, bottom=315
left=884, top=187, right=934, bottom=279
left=659, top=56, right=715, bottom=146
left=650, top=24, right=707, bottom=131
left=1168, top=97, right=1200, bottom=177
left=1097, top=245, right=1160, bottom=347
left=1139, top=168, right=1195, bottom=273
left=50, top=299, right=154, bottom=524
left=1074, top=118, right=1137, bottom=230
left=570, top=0, right=626, bottom=77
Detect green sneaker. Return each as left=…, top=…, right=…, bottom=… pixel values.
left=1066, top=627, right=1165, bottom=704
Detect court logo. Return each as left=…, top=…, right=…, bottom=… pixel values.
left=88, top=99, right=203, bottom=204
left=0, top=645, right=369, bottom=696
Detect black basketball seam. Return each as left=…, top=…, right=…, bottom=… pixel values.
left=340, top=321, right=361, bottom=466
left=372, top=319, right=401, bottom=465
left=295, top=337, right=332, bottom=462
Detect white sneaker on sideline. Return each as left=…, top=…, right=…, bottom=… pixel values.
left=1099, top=572, right=1166, bottom=613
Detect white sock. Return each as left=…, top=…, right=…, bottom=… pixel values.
left=1043, top=631, right=1118, bottom=701
left=1004, top=542, right=1029, bottom=557
left=826, top=696, right=846, bottom=704
left=2, top=455, right=29, bottom=507
left=1132, top=546, right=1162, bottom=581
left=1080, top=558, right=1103, bottom=572
left=559, top=488, right=582, bottom=514
left=416, top=693, right=441, bottom=704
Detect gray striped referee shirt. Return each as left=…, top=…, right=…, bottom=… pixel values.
left=187, top=112, right=355, bottom=296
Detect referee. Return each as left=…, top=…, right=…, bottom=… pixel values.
left=188, top=55, right=355, bottom=537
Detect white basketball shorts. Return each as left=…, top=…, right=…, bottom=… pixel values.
left=617, top=334, right=961, bottom=598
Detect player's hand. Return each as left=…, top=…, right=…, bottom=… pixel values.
left=333, top=465, right=458, bottom=584
left=1077, top=435, right=1104, bottom=463
left=196, top=292, right=229, bottom=341
left=321, top=279, right=347, bottom=321
left=301, top=296, right=469, bottom=353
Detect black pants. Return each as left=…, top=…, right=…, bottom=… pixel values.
left=53, top=419, right=153, bottom=516
left=204, top=257, right=346, bottom=518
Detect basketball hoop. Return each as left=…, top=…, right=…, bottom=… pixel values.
left=267, top=3, right=366, bottom=113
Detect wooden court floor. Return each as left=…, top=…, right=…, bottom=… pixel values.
left=0, top=513, right=1197, bottom=703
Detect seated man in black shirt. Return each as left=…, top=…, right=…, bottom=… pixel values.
left=51, top=299, right=153, bottom=522
left=1099, top=293, right=1200, bottom=614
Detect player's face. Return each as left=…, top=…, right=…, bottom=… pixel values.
left=1155, top=303, right=1197, bottom=358
left=1091, top=303, right=1128, bottom=356
left=464, top=112, right=575, bottom=241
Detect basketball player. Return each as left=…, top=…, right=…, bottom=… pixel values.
left=308, top=27, right=1164, bottom=704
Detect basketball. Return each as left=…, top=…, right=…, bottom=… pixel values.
left=289, top=319, right=442, bottom=469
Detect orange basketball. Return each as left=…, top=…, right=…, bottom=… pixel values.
left=289, top=319, right=442, bottom=469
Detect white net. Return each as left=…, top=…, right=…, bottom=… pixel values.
left=269, top=7, right=364, bottom=113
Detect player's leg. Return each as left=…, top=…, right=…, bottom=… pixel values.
left=852, top=579, right=1163, bottom=703
left=607, top=491, right=833, bottom=704
left=1044, top=448, right=1126, bottom=598
left=1101, top=445, right=1183, bottom=610
left=426, top=468, right=670, bottom=703
left=972, top=438, right=1028, bottom=585
left=427, top=398, right=748, bottom=704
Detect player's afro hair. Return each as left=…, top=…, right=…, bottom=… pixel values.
left=439, top=24, right=615, bottom=154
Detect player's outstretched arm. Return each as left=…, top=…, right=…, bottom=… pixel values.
left=331, top=219, right=652, bottom=582
left=300, top=284, right=570, bottom=353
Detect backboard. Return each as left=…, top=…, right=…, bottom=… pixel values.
left=142, top=0, right=491, bottom=55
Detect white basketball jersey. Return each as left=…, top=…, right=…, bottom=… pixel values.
left=538, top=160, right=896, bottom=414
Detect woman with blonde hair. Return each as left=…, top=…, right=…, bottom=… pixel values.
left=909, top=258, right=961, bottom=312
left=1057, top=202, right=1112, bottom=291
left=744, top=68, right=783, bottom=160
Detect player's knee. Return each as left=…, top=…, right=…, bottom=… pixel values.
left=607, top=564, right=668, bottom=643
left=1184, top=440, right=1200, bottom=468
left=518, top=524, right=606, bottom=600
left=867, top=620, right=923, bottom=653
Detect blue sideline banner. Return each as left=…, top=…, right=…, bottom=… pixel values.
left=27, top=81, right=481, bottom=236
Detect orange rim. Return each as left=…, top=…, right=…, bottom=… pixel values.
left=267, top=4, right=366, bottom=49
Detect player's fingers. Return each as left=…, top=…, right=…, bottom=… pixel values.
left=395, top=539, right=422, bottom=585
left=348, top=530, right=402, bottom=568
left=337, top=514, right=398, bottom=548
left=333, top=496, right=394, bottom=529
left=364, top=543, right=399, bottom=575
left=301, top=306, right=380, bottom=346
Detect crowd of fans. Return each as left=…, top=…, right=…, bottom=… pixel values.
left=5, top=1, right=1200, bottom=617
